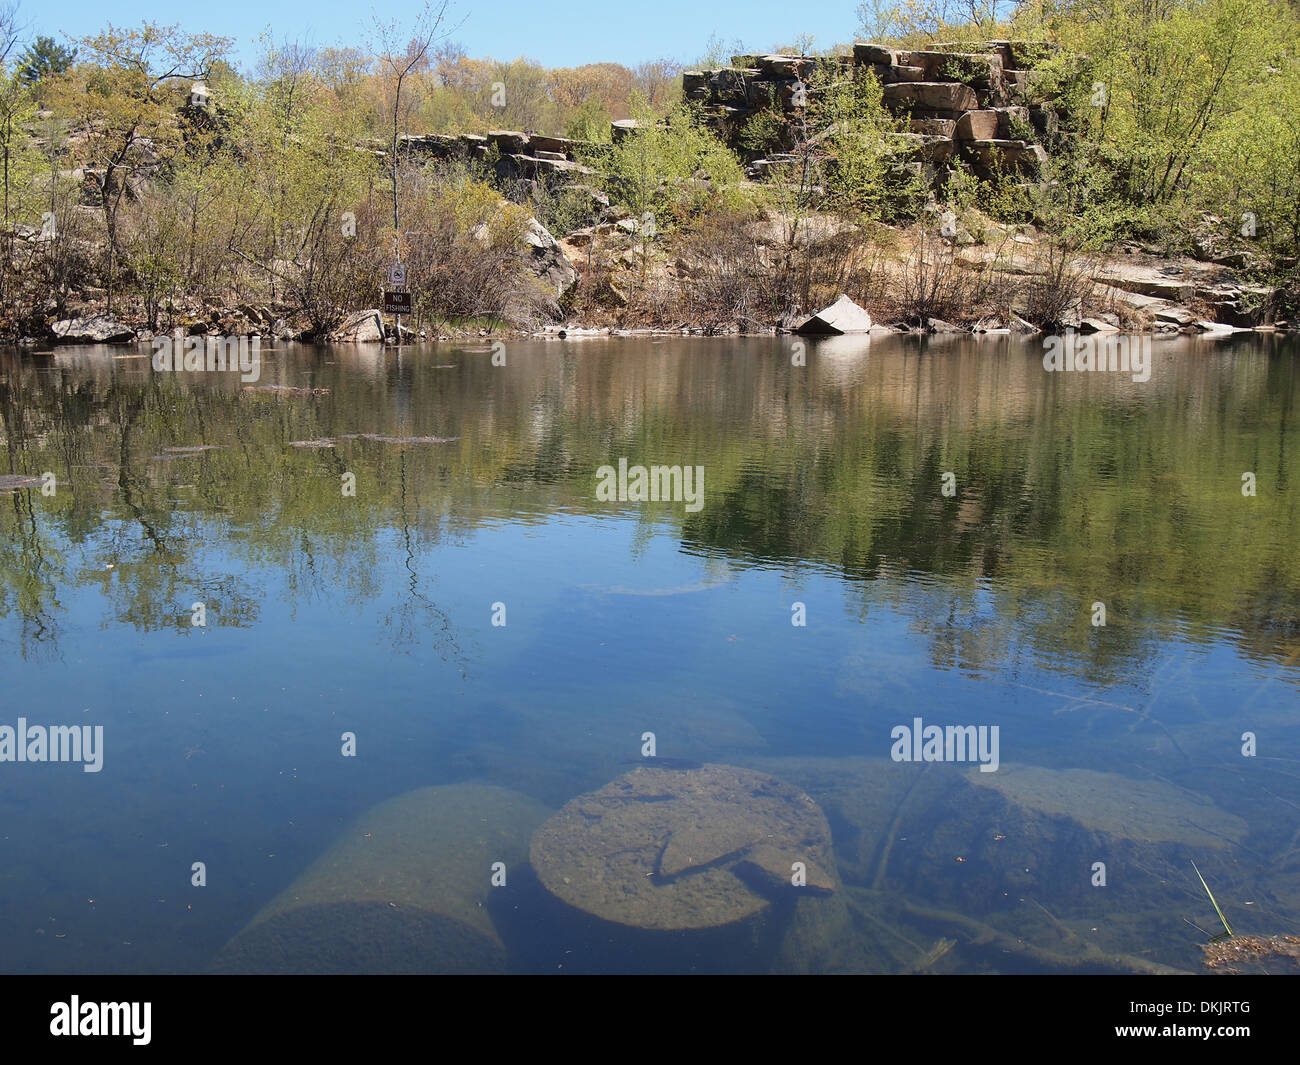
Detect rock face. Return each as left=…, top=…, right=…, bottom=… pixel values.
left=530, top=764, right=838, bottom=931
left=209, top=784, right=551, bottom=974
left=393, top=130, right=596, bottom=184
left=51, top=314, right=136, bottom=343
left=687, top=39, right=1061, bottom=186
left=794, top=294, right=874, bottom=335
left=522, top=216, right=578, bottom=303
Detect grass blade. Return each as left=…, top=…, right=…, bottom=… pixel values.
left=1191, top=860, right=1233, bottom=938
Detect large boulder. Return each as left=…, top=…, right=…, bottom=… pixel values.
left=209, top=785, right=552, bottom=974
left=51, top=314, right=136, bottom=344
left=610, top=118, right=641, bottom=142
left=956, top=107, right=1032, bottom=141
left=530, top=764, right=837, bottom=932
left=523, top=216, right=578, bottom=302
left=954, top=110, right=999, bottom=141
left=794, top=294, right=874, bottom=335
left=964, top=139, right=1048, bottom=173
left=329, top=309, right=385, bottom=343
left=882, top=81, right=980, bottom=114
left=853, top=42, right=898, bottom=66
left=487, top=129, right=529, bottom=154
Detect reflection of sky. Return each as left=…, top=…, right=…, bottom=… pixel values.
left=5, top=510, right=1297, bottom=953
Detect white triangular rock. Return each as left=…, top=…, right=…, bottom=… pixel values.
left=794, top=294, right=873, bottom=335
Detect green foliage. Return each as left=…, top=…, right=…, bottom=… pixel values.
left=16, top=36, right=76, bottom=85
left=856, top=0, right=1009, bottom=46
left=599, top=94, right=744, bottom=228
left=810, top=61, right=921, bottom=221
left=564, top=97, right=613, bottom=143
left=738, top=108, right=787, bottom=156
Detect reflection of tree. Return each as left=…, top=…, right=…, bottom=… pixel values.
left=1, top=341, right=1297, bottom=682
left=382, top=449, right=464, bottom=671
left=0, top=368, right=65, bottom=660
left=0, top=487, right=63, bottom=660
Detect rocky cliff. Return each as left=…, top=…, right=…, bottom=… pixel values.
left=684, top=40, right=1063, bottom=182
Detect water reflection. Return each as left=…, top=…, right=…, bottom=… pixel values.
left=0, top=334, right=1297, bottom=973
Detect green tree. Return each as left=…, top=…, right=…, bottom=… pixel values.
left=17, top=35, right=76, bottom=85
left=64, top=22, right=231, bottom=313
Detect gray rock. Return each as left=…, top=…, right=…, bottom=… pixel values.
left=329, top=309, right=385, bottom=343
left=209, top=785, right=551, bottom=974
left=927, top=317, right=966, bottom=333
left=610, top=118, right=641, bottom=141
left=853, top=42, right=897, bottom=66
left=1079, top=317, right=1120, bottom=334
left=955, top=110, right=1000, bottom=141
left=530, top=764, right=837, bottom=931
left=487, top=129, right=529, bottom=153
left=528, top=133, right=577, bottom=156
left=1154, top=306, right=1198, bottom=326
left=523, top=216, right=578, bottom=301
left=51, top=314, right=136, bottom=344
left=965, top=139, right=1048, bottom=173
left=909, top=117, right=957, bottom=137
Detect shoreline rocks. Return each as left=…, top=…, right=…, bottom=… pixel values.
left=51, top=314, right=136, bottom=344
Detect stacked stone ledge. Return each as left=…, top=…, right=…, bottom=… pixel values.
left=393, top=129, right=598, bottom=184
left=683, top=39, right=1062, bottom=183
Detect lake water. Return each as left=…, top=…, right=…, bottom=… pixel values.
left=1, top=333, right=1297, bottom=974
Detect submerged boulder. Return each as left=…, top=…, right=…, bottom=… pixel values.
left=0, top=474, right=43, bottom=493
left=530, top=763, right=837, bottom=931
left=1202, top=934, right=1300, bottom=974
left=965, top=764, right=1248, bottom=848
left=209, top=784, right=551, bottom=973
left=794, top=294, right=874, bottom=335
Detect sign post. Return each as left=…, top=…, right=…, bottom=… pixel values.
left=386, top=263, right=409, bottom=342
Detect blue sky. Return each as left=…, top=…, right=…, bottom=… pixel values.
left=27, top=1, right=866, bottom=71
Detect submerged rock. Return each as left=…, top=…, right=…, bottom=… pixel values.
left=242, top=384, right=331, bottom=396
left=1202, top=934, right=1300, bottom=974
left=209, top=784, right=551, bottom=974
left=965, top=765, right=1248, bottom=848
left=750, top=754, right=1255, bottom=972
left=530, top=764, right=837, bottom=931
left=336, top=433, right=459, bottom=444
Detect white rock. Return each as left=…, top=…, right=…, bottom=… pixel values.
left=793, top=294, right=874, bottom=335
